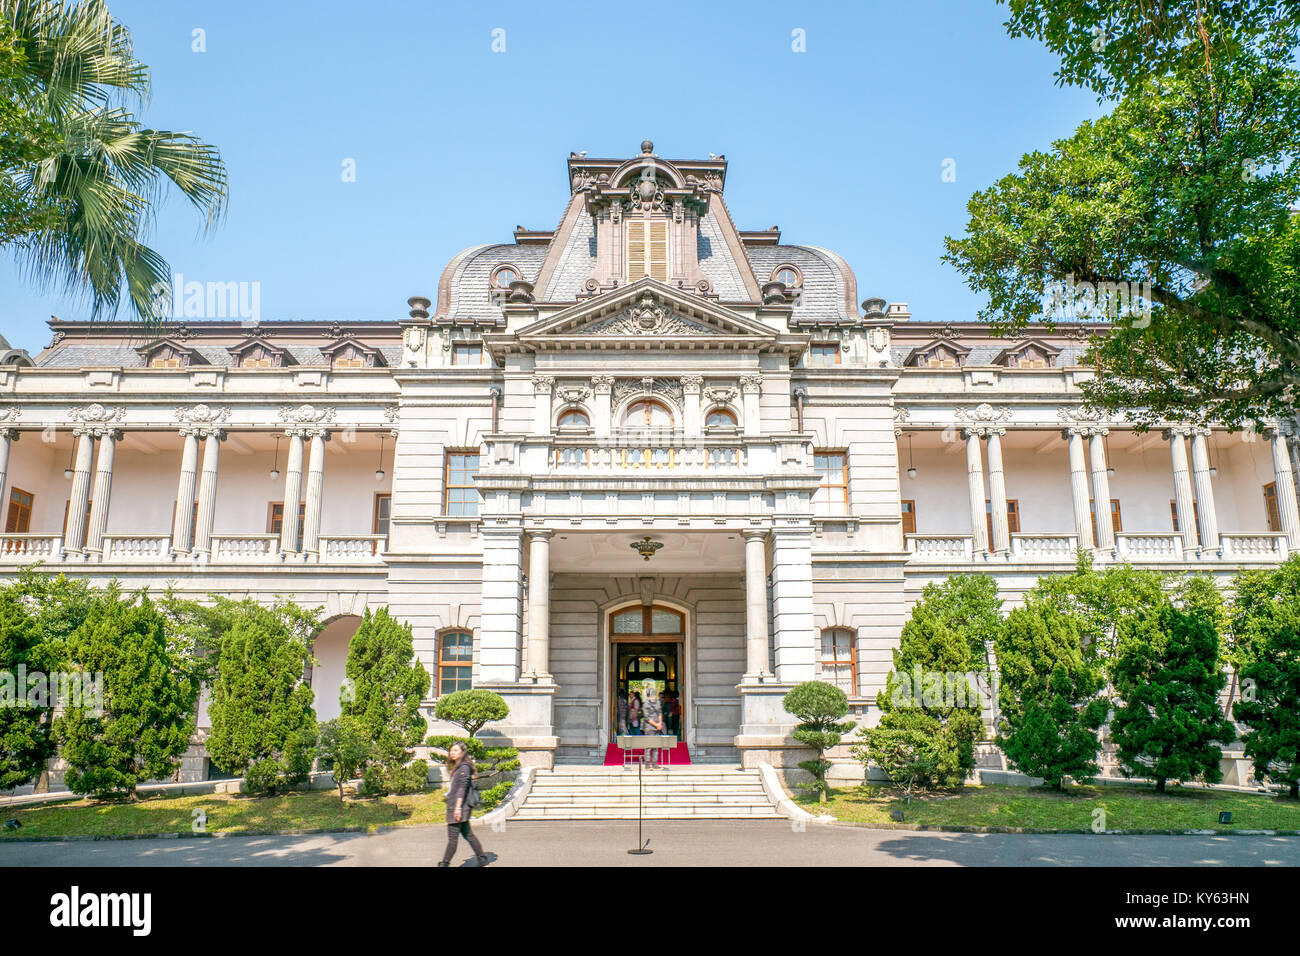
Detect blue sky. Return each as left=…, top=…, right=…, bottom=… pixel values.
left=0, top=0, right=1101, bottom=349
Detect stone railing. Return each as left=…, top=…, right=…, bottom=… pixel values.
left=1009, top=533, right=1079, bottom=560
left=1115, top=532, right=1183, bottom=560
left=1220, top=532, right=1288, bottom=561
left=210, top=534, right=281, bottom=561
left=905, top=534, right=973, bottom=562
left=320, top=535, right=386, bottom=561
left=102, top=534, right=172, bottom=561
left=550, top=440, right=749, bottom=471
left=0, top=534, right=63, bottom=562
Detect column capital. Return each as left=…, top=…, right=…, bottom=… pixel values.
left=1162, top=424, right=1194, bottom=439
left=0, top=427, right=18, bottom=442
left=962, top=425, right=991, bottom=439
left=591, top=374, right=614, bottom=393
left=526, top=528, right=554, bottom=541
left=196, top=426, right=226, bottom=441
left=739, top=373, right=762, bottom=394
left=1062, top=425, right=1095, bottom=439
left=741, top=528, right=770, bottom=542
left=681, top=375, right=703, bottom=392
left=532, top=374, right=555, bottom=394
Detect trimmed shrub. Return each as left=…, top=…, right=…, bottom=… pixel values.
left=783, top=681, right=855, bottom=803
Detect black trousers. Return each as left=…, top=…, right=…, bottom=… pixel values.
left=441, top=820, right=484, bottom=864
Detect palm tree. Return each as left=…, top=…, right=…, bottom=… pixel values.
left=2, top=0, right=227, bottom=325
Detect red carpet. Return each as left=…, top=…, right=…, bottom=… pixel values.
left=603, top=741, right=691, bottom=766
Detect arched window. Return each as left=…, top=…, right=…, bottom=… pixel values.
left=772, top=265, right=802, bottom=289
left=491, top=265, right=520, bottom=290
left=437, top=630, right=473, bottom=695
left=558, top=409, right=590, bottom=427
left=705, top=408, right=737, bottom=427
left=622, top=399, right=673, bottom=429
left=817, top=628, right=856, bottom=694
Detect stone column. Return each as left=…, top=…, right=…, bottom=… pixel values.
left=532, top=375, right=554, bottom=436
left=64, top=430, right=95, bottom=552
left=172, top=429, right=200, bottom=552
left=525, top=530, right=553, bottom=681
left=1065, top=428, right=1095, bottom=550
left=1088, top=429, right=1115, bottom=552
left=280, top=429, right=305, bottom=553
left=0, top=428, right=16, bottom=505
left=479, top=527, right=524, bottom=683
left=742, top=530, right=770, bottom=681
left=1166, top=427, right=1199, bottom=555
left=740, top=374, right=762, bottom=438
left=301, top=429, right=328, bottom=555
left=1189, top=427, right=1220, bottom=553
left=682, top=375, right=703, bottom=439
left=84, top=427, right=121, bottom=556
left=770, top=527, right=815, bottom=683
left=985, top=428, right=1010, bottom=555
left=193, top=429, right=224, bottom=554
left=964, top=428, right=989, bottom=554
left=1268, top=427, right=1300, bottom=550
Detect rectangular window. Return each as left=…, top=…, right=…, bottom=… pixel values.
left=62, top=498, right=92, bottom=535
left=444, top=451, right=480, bottom=517
left=985, top=499, right=1020, bottom=545
left=1171, top=499, right=1202, bottom=545
left=268, top=501, right=306, bottom=550
left=900, top=499, right=916, bottom=536
left=808, top=343, right=841, bottom=366
left=626, top=219, right=669, bottom=281
left=817, top=629, right=857, bottom=695
left=438, top=631, right=474, bottom=695
left=1090, top=498, right=1123, bottom=539
left=373, top=493, right=392, bottom=537
left=813, top=451, right=849, bottom=513
left=5, top=488, right=33, bottom=534
left=451, top=343, right=481, bottom=366
left=1264, top=482, right=1281, bottom=533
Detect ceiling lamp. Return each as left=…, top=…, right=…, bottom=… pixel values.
left=269, top=435, right=281, bottom=480
left=630, top=536, right=664, bottom=561
left=63, top=444, right=74, bottom=480
left=375, top=434, right=387, bottom=482
left=906, top=433, right=917, bottom=479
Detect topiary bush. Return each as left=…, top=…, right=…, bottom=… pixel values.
left=434, top=688, right=509, bottom=737
left=783, top=681, right=855, bottom=803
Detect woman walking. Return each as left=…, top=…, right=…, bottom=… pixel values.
left=439, top=741, right=489, bottom=867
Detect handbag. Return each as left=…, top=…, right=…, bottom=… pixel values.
left=464, top=765, right=482, bottom=809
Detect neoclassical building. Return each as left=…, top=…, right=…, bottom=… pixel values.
left=2, top=141, right=1298, bottom=780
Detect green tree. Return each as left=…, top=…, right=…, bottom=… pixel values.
left=205, top=602, right=319, bottom=794
left=1111, top=605, right=1235, bottom=791
left=317, top=715, right=371, bottom=803
left=874, top=576, right=999, bottom=788
left=851, top=727, right=937, bottom=804
left=434, top=688, right=508, bottom=738
left=1, top=0, right=228, bottom=324
left=946, top=3, right=1300, bottom=428
left=1231, top=556, right=1300, bottom=797
left=996, top=604, right=1109, bottom=789
left=56, top=587, right=200, bottom=798
left=783, top=681, right=856, bottom=803
left=342, top=608, right=430, bottom=795
left=1029, top=553, right=1169, bottom=659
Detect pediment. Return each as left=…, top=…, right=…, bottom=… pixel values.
left=513, top=278, right=778, bottom=345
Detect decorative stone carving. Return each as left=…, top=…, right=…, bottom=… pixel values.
left=703, top=386, right=737, bottom=405
left=0, top=406, right=20, bottom=423
left=69, top=403, right=124, bottom=428
left=383, top=405, right=399, bottom=423
left=591, top=375, right=614, bottom=393
left=739, top=374, right=762, bottom=395
left=585, top=294, right=718, bottom=337
left=532, top=375, right=556, bottom=394
left=612, top=377, right=683, bottom=409
left=278, top=403, right=337, bottom=425
left=681, top=376, right=704, bottom=392
left=955, top=402, right=1011, bottom=425
left=1057, top=405, right=1108, bottom=425
left=556, top=385, right=591, bottom=405
left=175, top=403, right=230, bottom=426
left=404, top=326, right=426, bottom=351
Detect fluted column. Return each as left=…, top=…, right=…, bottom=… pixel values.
left=1088, top=429, right=1115, bottom=552
left=172, top=429, right=200, bottom=552
left=525, top=530, right=553, bottom=681
left=743, top=530, right=771, bottom=681
left=193, top=429, right=224, bottom=554
left=65, top=430, right=95, bottom=552
left=964, top=428, right=989, bottom=554
left=301, top=429, right=328, bottom=555
left=1065, top=428, right=1095, bottom=549
left=1189, top=427, right=1220, bottom=553
left=84, top=428, right=121, bottom=556
left=280, top=429, right=305, bottom=553
left=985, top=428, right=1010, bottom=555
left=1166, top=427, right=1198, bottom=555
left=1268, top=427, right=1300, bottom=550
left=0, top=428, right=16, bottom=505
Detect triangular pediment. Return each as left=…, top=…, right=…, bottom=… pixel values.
left=514, top=278, right=779, bottom=344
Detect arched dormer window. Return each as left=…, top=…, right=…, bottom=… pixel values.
left=491, top=265, right=520, bottom=290
left=622, top=398, right=673, bottom=429
left=771, top=264, right=802, bottom=289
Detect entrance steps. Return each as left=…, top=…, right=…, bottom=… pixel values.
left=511, top=764, right=783, bottom=821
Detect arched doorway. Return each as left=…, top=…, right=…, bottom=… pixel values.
left=311, top=615, right=362, bottom=722
left=608, top=604, right=686, bottom=742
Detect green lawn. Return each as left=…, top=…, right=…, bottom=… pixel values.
left=798, top=784, right=1300, bottom=832
left=0, top=788, right=453, bottom=839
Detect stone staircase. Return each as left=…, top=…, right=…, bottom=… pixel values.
left=510, top=764, right=784, bottom=821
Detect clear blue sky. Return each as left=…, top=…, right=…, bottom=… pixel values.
left=0, top=0, right=1101, bottom=349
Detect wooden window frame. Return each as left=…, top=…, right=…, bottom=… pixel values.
left=373, top=492, right=392, bottom=538
left=814, top=451, right=849, bottom=511
left=622, top=398, right=674, bottom=429
left=704, top=408, right=737, bottom=427
left=557, top=409, right=590, bottom=427
left=818, top=628, right=857, bottom=696
left=1090, top=498, right=1123, bottom=539
left=1171, top=499, right=1202, bottom=545
left=443, top=450, right=481, bottom=518
left=267, top=501, right=306, bottom=550
left=437, top=629, right=474, bottom=696
left=5, top=487, right=33, bottom=534
left=985, top=499, right=1020, bottom=545
left=608, top=605, right=685, bottom=643
left=1264, top=482, right=1281, bottom=533
left=626, top=218, right=669, bottom=282
left=900, top=499, right=916, bottom=536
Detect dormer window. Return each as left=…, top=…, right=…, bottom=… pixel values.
left=994, top=339, right=1060, bottom=369
left=242, top=345, right=276, bottom=368
left=925, top=347, right=959, bottom=368
left=771, top=265, right=802, bottom=289
left=136, top=338, right=202, bottom=369
left=809, top=343, right=841, bottom=366
left=905, top=338, right=969, bottom=369
left=491, top=265, right=520, bottom=290
left=451, top=343, right=482, bottom=365
left=322, top=337, right=385, bottom=370
left=228, top=336, right=292, bottom=369
left=626, top=219, right=669, bottom=282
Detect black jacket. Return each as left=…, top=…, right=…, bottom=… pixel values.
left=446, top=759, right=475, bottom=824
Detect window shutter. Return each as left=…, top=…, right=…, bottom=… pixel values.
left=648, top=221, right=668, bottom=280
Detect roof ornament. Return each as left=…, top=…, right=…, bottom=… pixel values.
left=640, top=139, right=654, bottom=154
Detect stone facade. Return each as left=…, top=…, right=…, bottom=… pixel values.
left=2, top=142, right=1298, bottom=785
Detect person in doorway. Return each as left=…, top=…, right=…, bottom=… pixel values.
left=616, top=692, right=628, bottom=735
left=629, top=691, right=643, bottom=734
left=641, top=683, right=665, bottom=766
left=439, top=740, right=489, bottom=867
left=667, top=692, right=681, bottom=736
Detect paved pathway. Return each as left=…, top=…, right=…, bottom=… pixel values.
left=2, top=822, right=1299, bottom=866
